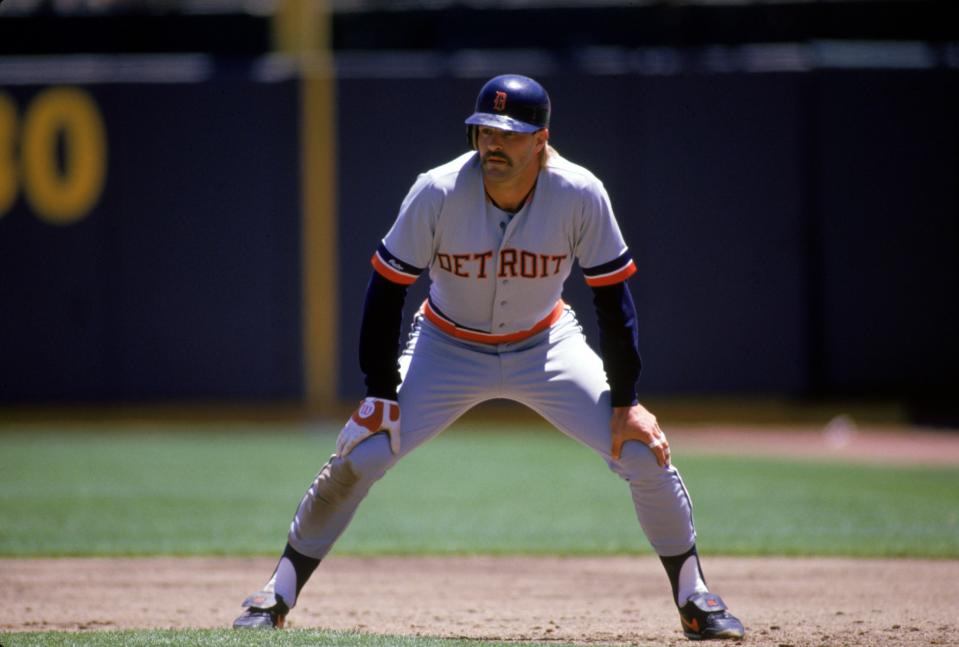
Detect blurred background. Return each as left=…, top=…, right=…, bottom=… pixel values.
left=0, top=0, right=956, bottom=427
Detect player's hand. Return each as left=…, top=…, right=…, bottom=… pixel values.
left=610, top=403, right=670, bottom=467
left=336, top=397, right=401, bottom=458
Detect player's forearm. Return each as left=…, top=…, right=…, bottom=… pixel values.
left=591, top=281, right=642, bottom=407
left=359, top=271, right=409, bottom=400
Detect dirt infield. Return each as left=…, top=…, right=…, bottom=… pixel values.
left=3, top=427, right=958, bottom=646
left=3, top=555, right=958, bottom=646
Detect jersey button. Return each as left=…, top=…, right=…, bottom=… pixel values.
left=500, top=300, right=507, bottom=306
left=498, top=323, right=505, bottom=328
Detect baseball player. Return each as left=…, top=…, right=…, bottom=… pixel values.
left=234, top=74, right=745, bottom=641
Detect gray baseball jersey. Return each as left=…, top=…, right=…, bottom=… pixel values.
left=373, top=151, right=637, bottom=341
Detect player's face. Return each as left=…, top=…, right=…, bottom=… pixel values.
left=476, top=126, right=547, bottom=183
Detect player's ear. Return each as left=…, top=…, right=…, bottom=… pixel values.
left=535, top=128, right=549, bottom=151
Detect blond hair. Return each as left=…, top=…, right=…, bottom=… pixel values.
left=541, top=143, right=557, bottom=168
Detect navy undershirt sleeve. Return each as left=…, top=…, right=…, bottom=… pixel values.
left=359, top=271, right=409, bottom=400
left=591, top=281, right=642, bottom=407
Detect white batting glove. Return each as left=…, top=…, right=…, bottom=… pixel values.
left=335, top=397, right=401, bottom=458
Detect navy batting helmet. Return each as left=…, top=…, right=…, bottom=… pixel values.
left=465, top=74, right=550, bottom=147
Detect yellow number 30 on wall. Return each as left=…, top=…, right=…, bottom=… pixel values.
left=0, top=86, right=107, bottom=225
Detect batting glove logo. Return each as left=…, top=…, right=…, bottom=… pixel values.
left=359, top=400, right=376, bottom=418
left=336, top=397, right=401, bottom=458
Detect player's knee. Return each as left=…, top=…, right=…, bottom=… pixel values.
left=312, top=435, right=396, bottom=506
left=607, top=440, right=662, bottom=483
left=336, top=433, right=396, bottom=483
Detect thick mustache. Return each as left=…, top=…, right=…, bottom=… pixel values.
left=483, top=153, right=511, bottom=165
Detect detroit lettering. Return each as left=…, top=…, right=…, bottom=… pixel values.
left=435, top=248, right=568, bottom=278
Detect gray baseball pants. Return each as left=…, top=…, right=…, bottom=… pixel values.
left=288, top=307, right=697, bottom=560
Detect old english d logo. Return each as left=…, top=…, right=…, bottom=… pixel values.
left=493, top=91, right=507, bottom=111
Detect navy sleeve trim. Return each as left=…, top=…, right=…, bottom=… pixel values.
left=582, top=252, right=637, bottom=287
left=371, top=242, right=425, bottom=285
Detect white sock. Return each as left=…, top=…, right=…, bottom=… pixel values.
left=265, top=556, right=299, bottom=608
left=676, top=554, right=709, bottom=605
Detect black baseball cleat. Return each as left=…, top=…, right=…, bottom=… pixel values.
left=233, top=591, right=289, bottom=629
left=678, top=592, right=745, bottom=641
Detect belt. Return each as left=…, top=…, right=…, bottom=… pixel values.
left=421, top=298, right=565, bottom=345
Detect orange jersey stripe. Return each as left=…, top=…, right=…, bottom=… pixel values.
left=583, top=260, right=637, bottom=287
left=371, top=252, right=418, bottom=285
left=423, top=299, right=566, bottom=345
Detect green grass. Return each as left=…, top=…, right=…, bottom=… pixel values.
left=680, top=455, right=959, bottom=557
left=1, top=424, right=957, bottom=558
left=0, top=629, right=604, bottom=647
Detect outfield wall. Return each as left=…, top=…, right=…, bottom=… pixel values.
left=0, top=60, right=302, bottom=402
left=1, top=58, right=956, bottom=414
left=336, top=67, right=959, bottom=410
